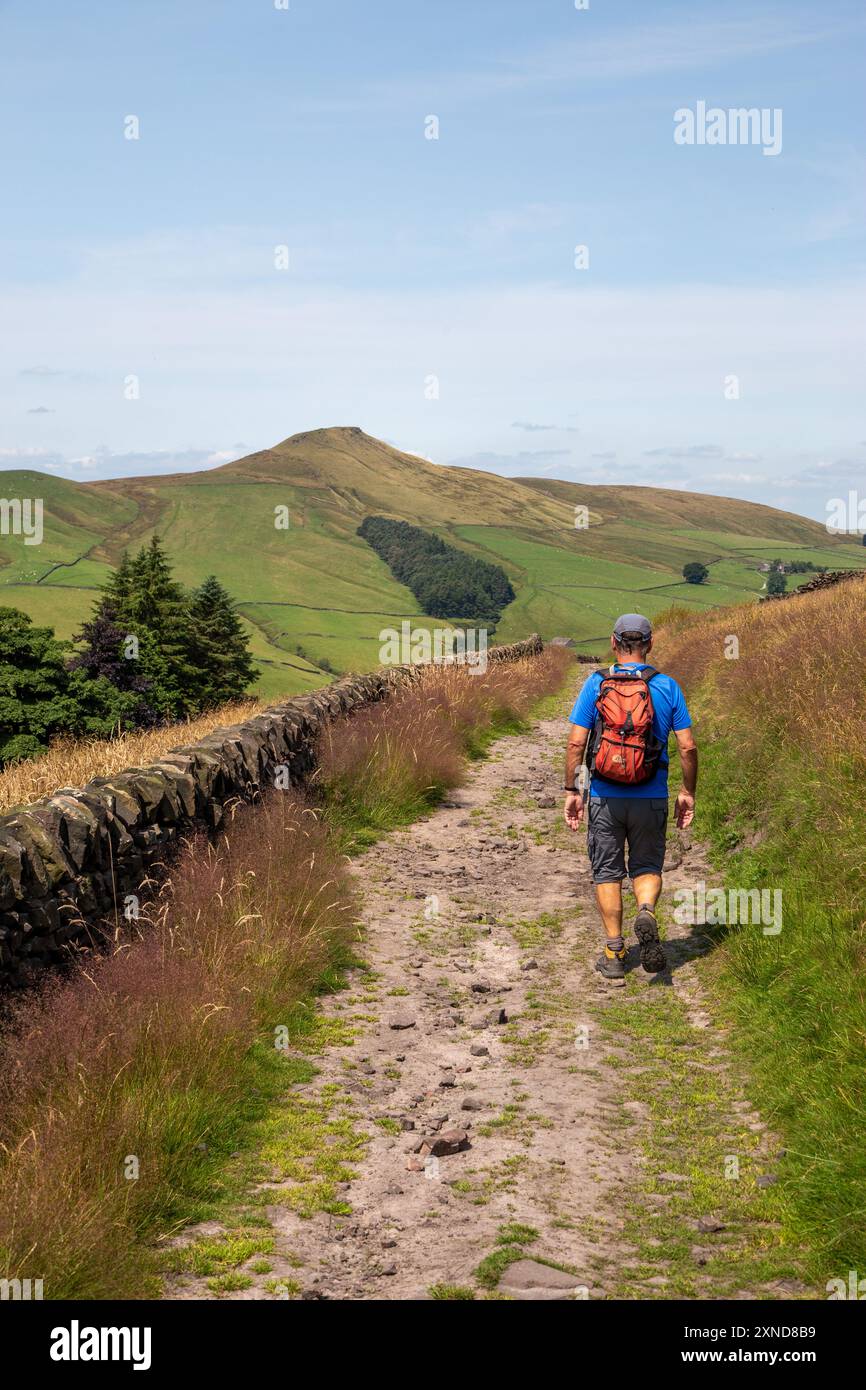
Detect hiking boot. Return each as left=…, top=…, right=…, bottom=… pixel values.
left=634, top=905, right=666, bottom=973
left=595, top=946, right=627, bottom=981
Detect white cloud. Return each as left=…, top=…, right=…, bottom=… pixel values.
left=0, top=276, right=863, bottom=501
left=449, top=448, right=574, bottom=476
left=701, top=471, right=773, bottom=485
left=644, top=445, right=725, bottom=459
left=0, top=445, right=57, bottom=460
left=784, top=457, right=865, bottom=486
left=511, top=420, right=578, bottom=434
left=465, top=204, right=567, bottom=252
left=0, top=444, right=248, bottom=481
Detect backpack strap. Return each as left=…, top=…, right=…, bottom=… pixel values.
left=606, top=665, right=661, bottom=680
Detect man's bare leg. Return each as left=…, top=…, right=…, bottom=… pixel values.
left=631, top=873, right=662, bottom=912
left=630, top=872, right=666, bottom=973
left=595, top=881, right=624, bottom=940
left=594, top=881, right=628, bottom=979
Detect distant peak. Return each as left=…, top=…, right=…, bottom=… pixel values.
left=275, top=424, right=370, bottom=448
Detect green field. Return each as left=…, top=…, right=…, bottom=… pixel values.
left=2, top=428, right=863, bottom=694
left=451, top=522, right=865, bottom=649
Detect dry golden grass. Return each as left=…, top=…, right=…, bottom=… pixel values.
left=654, top=572, right=866, bottom=889
left=0, top=790, right=353, bottom=1298
left=0, top=700, right=264, bottom=813
left=316, top=647, right=572, bottom=840
left=654, top=574, right=866, bottom=760
left=0, top=647, right=569, bottom=1298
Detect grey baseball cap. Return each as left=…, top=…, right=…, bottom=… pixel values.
left=613, top=612, right=652, bottom=638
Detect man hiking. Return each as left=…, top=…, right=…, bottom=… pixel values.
left=563, top=614, right=697, bottom=980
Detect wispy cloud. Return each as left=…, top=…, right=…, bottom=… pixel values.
left=700, top=470, right=773, bottom=485
left=511, top=420, right=578, bottom=434
left=1, top=277, right=862, bottom=509
left=0, top=444, right=247, bottom=481
left=448, top=448, right=574, bottom=476
left=784, top=456, right=865, bottom=485
left=801, top=146, right=866, bottom=243
left=644, top=444, right=725, bottom=459
left=297, top=7, right=861, bottom=113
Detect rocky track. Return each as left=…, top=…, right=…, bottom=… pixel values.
left=169, top=703, right=801, bottom=1302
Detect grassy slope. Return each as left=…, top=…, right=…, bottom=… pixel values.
left=2, top=428, right=862, bottom=693
left=653, top=577, right=866, bottom=1279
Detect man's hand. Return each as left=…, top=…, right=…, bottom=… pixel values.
left=564, top=792, right=585, bottom=831
left=674, top=788, right=695, bottom=829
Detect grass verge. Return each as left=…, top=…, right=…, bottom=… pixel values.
left=654, top=575, right=866, bottom=1280
left=0, top=646, right=572, bottom=1298
left=591, top=980, right=806, bottom=1298
left=315, top=648, right=572, bottom=850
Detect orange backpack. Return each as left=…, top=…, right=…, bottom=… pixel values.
left=590, top=666, right=664, bottom=785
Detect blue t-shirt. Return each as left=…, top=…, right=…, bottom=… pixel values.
left=567, top=663, right=691, bottom=799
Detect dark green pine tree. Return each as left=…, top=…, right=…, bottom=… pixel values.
left=124, top=537, right=199, bottom=715
left=187, top=575, right=259, bottom=706
left=71, top=551, right=150, bottom=697
left=100, top=549, right=136, bottom=616
left=123, top=537, right=185, bottom=630
left=75, top=537, right=202, bottom=720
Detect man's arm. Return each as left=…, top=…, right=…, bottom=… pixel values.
left=673, top=727, right=698, bottom=828
left=564, top=724, right=589, bottom=830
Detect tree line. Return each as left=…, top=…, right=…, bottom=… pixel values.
left=762, top=560, right=830, bottom=597
left=682, top=557, right=830, bottom=596
left=357, top=516, right=515, bottom=621
left=0, top=537, right=258, bottom=765
left=765, top=558, right=827, bottom=574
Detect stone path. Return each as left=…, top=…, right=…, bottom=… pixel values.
left=169, top=703, right=799, bottom=1301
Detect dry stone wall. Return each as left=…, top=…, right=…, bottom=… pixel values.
left=0, top=635, right=542, bottom=988
left=762, top=569, right=865, bottom=601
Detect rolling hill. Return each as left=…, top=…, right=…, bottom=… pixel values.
left=2, top=426, right=863, bottom=697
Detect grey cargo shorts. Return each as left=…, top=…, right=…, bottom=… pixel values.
left=587, top=796, right=669, bottom=883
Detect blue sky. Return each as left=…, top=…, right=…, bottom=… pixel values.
left=0, top=0, right=864, bottom=521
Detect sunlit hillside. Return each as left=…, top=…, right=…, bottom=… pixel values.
left=2, top=427, right=863, bottom=694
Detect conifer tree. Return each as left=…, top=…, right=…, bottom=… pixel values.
left=92, top=538, right=198, bottom=715
left=73, top=540, right=258, bottom=723
left=187, top=575, right=259, bottom=706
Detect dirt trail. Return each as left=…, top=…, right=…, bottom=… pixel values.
left=171, top=702, right=799, bottom=1301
